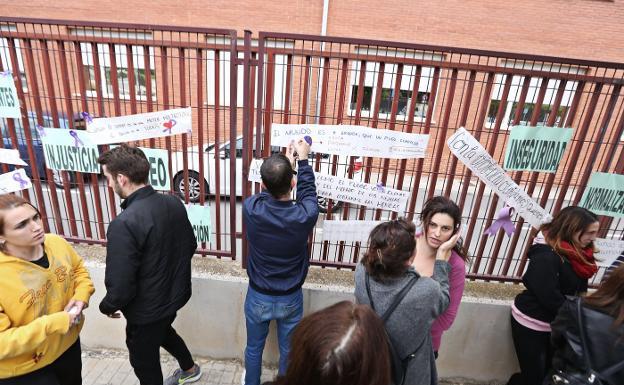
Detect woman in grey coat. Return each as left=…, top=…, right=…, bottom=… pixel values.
left=355, top=219, right=457, bottom=385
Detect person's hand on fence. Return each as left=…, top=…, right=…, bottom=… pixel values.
left=435, top=233, right=460, bottom=262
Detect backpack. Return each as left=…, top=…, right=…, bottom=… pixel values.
left=365, top=271, right=424, bottom=385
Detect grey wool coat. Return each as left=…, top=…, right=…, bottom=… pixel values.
left=354, top=261, right=450, bottom=385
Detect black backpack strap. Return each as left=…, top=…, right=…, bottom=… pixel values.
left=365, top=271, right=419, bottom=322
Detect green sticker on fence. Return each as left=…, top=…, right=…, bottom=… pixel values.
left=185, top=204, right=212, bottom=244
left=579, top=172, right=624, bottom=219
left=0, top=72, right=20, bottom=118
left=503, top=126, right=573, bottom=173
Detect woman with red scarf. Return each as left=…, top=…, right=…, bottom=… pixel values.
left=506, top=206, right=599, bottom=385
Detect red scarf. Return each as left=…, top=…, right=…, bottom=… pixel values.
left=559, top=241, right=598, bottom=279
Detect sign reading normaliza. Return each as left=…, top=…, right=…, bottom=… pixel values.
left=579, top=172, right=624, bottom=219
left=503, top=126, right=574, bottom=173
left=185, top=204, right=212, bottom=245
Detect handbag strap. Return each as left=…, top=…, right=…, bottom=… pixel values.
left=365, top=271, right=419, bottom=322
left=575, top=297, right=594, bottom=373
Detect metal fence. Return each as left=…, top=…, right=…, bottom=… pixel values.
left=2, top=18, right=623, bottom=283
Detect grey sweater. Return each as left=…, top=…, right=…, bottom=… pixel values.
left=354, top=261, right=451, bottom=385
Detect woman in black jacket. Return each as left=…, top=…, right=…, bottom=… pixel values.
left=506, top=207, right=599, bottom=385
left=546, top=263, right=624, bottom=384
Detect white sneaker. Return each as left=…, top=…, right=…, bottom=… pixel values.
left=241, top=369, right=246, bottom=385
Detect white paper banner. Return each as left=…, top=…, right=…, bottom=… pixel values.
left=594, top=238, right=624, bottom=268
left=0, top=148, right=27, bottom=166
left=248, top=159, right=409, bottom=212
left=447, top=127, right=552, bottom=228
left=271, top=124, right=429, bottom=159
left=86, top=107, right=192, bottom=144
left=322, top=220, right=383, bottom=244
left=0, top=168, right=32, bottom=193
left=0, top=71, right=20, bottom=118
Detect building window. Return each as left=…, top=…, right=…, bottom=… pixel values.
left=206, top=38, right=291, bottom=109
left=348, top=61, right=436, bottom=121
left=80, top=43, right=156, bottom=101
left=486, top=61, right=585, bottom=129
left=0, top=25, right=28, bottom=91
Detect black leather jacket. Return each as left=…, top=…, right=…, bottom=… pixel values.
left=550, top=297, right=624, bottom=385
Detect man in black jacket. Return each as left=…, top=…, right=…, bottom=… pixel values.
left=98, top=144, right=202, bottom=385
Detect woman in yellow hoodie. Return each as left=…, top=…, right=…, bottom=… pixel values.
left=0, top=194, right=95, bottom=385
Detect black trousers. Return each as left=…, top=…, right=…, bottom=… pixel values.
left=0, top=338, right=82, bottom=385
left=126, top=314, right=194, bottom=385
left=507, top=316, right=553, bottom=385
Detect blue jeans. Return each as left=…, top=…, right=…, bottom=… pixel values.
left=244, top=286, right=303, bottom=385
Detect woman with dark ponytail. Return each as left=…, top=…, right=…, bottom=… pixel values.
left=354, top=219, right=459, bottom=385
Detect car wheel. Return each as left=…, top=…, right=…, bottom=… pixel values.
left=52, top=169, right=76, bottom=189
left=174, top=171, right=209, bottom=202
left=317, top=196, right=343, bottom=214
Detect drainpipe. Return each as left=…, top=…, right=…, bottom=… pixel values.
left=315, top=0, right=329, bottom=123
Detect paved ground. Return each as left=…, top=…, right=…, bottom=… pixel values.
left=82, top=348, right=498, bottom=385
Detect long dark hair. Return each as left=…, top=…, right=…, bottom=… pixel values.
left=540, top=206, right=598, bottom=264
left=420, top=196, right=468, bottom=262
left=273, top=301, right=391, bottom=385
left=584, top=263, right=624, bottom=330
left=362, top=219, right=416, bottom=281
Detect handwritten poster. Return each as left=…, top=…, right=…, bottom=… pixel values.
left=579, top=172, right=624, bottom=219
left=594, top=238, right=624, bottom=268
left=0, top=71, right=20, bottom=118
left=185, top=204, right=212, bottom=244
left=503, top=126, right=573, bottom=173
left=0, top=168, right=32, bottom=193
left=271, top=124, right=429, bottom=159
left=322, top=220, right=383, bottom=244
left=447, top=127, right=552, bottom=228
left=86, top=107, right=192, bottom=145
left=0, top=148, right=27, bottom=166
left=41, top=128, right=100, bottom=173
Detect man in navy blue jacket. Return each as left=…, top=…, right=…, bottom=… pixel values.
left=242, top=138, right=318, bottom=385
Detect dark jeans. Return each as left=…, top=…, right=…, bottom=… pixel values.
left=0, top=338, right=82, bottom=385
left=126, top=314, right=195, bottom=385
left=507, top=316, right=552, bottom=385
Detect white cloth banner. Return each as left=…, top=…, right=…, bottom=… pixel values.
left=594, top=238, right=624, bottom=268
left=322, top=220, right=383, bottom=244
left=447, top=127, right=552, bottom=228
left=271, top=124, right=429, bottom=159
left=0, top=168, right=32, bottom=193
left=0, top=148, right=27, bottom=166
left=0, top=71, right=20, bottom=118
left=247, top=159, right=409, bottom=212
left=86, top=107, right=192, bottom=144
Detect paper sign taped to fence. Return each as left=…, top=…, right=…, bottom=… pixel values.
left=322, top=220, right=383, bottom=244
left=86, top=107, right=192, bottom=144
left=315, top=173, right=410, bottom=212
left=594, top=238, right=624, bottom=268
left=185, top=204, right=212, bottom=245
left=503, top=126, right=573, bottom=173
left=271, top=124, right=429, bottom=159
left=41, top=128, right=100, bottom=173
left=0, top=148, right=27, bottom=166
left=447, top=127, right=552, bottom=228
left=248, top=159, right=263, bottom=184
left=0, top=71, right=20, bottom=118
left=579, top=172, right=624, bottom=219
left=0, top=168, right=32, bottom=193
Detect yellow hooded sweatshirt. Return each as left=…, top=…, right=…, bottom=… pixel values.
left=0, top=234, right=95, bottom=379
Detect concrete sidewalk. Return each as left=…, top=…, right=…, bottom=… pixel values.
left=82, top=348, right=496, bottom=385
